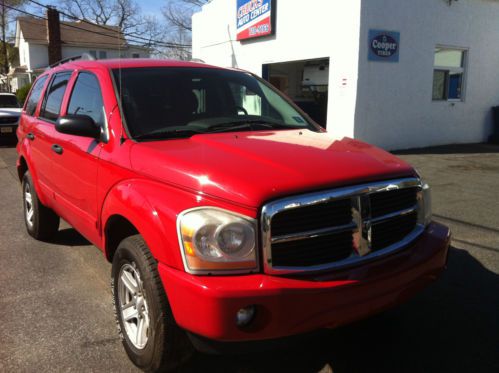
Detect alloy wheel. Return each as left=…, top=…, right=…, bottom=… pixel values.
left=118, top=263, right=150, bottom=349
left=24, top=183, right=34, bottom=228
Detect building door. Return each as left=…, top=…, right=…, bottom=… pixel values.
left=263, top=58, right=329, bottom=128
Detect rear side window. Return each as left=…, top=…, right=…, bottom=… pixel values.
left=25, top=76, right=48, bottom=116
left=67, top=72, right=105, bottom=127
left=40, top=72, right=72, bottom=121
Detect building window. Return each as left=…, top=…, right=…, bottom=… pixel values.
left=432, top=47, right=467, bottom=101
left=99, top=51, right=107, bottom=59
left=132, top=53, right=140, bottom=58
left=89, top=50, right=97, bottom=59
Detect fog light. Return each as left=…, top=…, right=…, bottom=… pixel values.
left=236, top=305, right=256, bottom=327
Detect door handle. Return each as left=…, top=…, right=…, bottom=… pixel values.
left=26, top=132, right=35, bottom=140
left=51, top=144, right=63, bottom=155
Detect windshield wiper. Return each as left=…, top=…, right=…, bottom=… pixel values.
left=207, top=120, right=304, bottom=133
left=133, top=128, right=204, bottom=141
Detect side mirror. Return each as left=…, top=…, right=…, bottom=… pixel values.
left=55, top=115, right=101, bottom=139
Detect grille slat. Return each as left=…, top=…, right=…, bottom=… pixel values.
left=370, top=188, right=419, bottom=217
left=372, top=212, right=418, bottom=251
left=271, top=231, right=353, bottom=267
left=271, top=198, right=352, bottom=236
left=0, top=116, right=18, bottom=124
left=267, top=182, right=421, bottom=271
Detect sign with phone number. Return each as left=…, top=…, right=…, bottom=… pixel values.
left=236, top=0, right=273, bottom=41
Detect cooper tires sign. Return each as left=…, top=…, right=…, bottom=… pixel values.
left=368, top=30, right=400, bottom=62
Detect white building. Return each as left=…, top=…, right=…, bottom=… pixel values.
left=192, top=0, right=499, bottom=150
left=10, top=13, right=149, bottom=92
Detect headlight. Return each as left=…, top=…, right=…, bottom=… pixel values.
left=418, top=181, right=432, bottom=226
left=177, top=207, right=258, bottom=274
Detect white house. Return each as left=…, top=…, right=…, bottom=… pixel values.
left=192, top=0, right=499, bottom=150
left=9, top=10, right=149, bottom=92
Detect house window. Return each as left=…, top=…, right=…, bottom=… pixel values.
left=99, top=51, right=107, bottom=59
left=132, top=53, right=140, bottom=58
left=89, top=50, right=97, bottom=59
left=432, top=47, right=467, bottom=101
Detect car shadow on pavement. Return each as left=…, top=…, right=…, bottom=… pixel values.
left=50, top=228, right=91, bottom=246
left=179, top=246, right=499, bottom=373
left=0, top=138, right=17, bottom=148
left=392, top=143, right=499, bottom=155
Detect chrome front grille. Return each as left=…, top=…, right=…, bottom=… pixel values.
left=0, top=116, right=19, bottom=125
left=261, top=178, right=425, bottom=275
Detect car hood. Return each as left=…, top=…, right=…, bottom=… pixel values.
left=130, top=130, right=416, bottom=208
left=0, top=108, right=21, bottom=116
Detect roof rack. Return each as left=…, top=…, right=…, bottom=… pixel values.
left=47, top=53, right=96, bottom=69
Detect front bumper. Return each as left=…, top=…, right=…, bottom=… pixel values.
left=159, top=221, right=450, bottom=342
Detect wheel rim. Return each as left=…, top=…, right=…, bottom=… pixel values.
left=24, top=183, right=34, bottom=228
left=118, top=263, right=150, bottom=350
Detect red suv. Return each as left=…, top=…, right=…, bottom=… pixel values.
left=16, top=57, right=450, bottom=371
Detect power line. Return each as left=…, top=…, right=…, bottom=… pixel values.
left=3, top=3, right=149, bottom=48
left=3, top=2, right=190, bottom=49
left=16, top=18, right=148, bottom=48
left=25, top=3, right=189, bottom=49
left=27, top=0, right=191, bottom=47
left=26, top=0, right=191, bottom=48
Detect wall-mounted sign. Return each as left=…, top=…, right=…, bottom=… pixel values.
left=368, top=30, right=400, bottom=62
left=236, top=0, right=275, bottom=41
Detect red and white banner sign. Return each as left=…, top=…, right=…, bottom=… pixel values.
left=236, top=0, right=273, bottom=41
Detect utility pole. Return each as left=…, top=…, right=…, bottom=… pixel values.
left=1, top=0, right=9, bottom=91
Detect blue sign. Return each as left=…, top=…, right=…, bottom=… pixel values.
left=368, top=30, right=400, bottom=62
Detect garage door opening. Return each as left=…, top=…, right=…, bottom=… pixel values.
left=262, top=58, right=329, bottom=127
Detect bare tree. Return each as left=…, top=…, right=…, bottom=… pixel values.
left=0, top=0, right=24, bottom=89
left=58, top=0, right=173, bottom=51
left=60, top=0, right=147, bottom=34
left=129, top=14, right=167, bottom=49
left=159, top=0, right=209, bottom=60
left=162, top=0, right=209, bottom=32
left=50, top=0, right=194, bottom=60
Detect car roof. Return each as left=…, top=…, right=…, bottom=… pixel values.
left=47, top=58, right=227, bottom=73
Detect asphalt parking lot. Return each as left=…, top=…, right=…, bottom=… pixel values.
left=0, top=140, right=498, bottom=373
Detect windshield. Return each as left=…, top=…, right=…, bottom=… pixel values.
left=0, top=95, right=20, bottom=108
left=112, top=67, right=316, bottom=140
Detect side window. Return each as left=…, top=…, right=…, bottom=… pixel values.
left=25, top=75, right=48, bottom=116
left=40, top=72, right=72, bottom=121
left=67, top=72, right=105, bottom=127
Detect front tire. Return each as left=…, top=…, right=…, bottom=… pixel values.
left=112, top=235, right=192, bottom=372
left=22, top=171, right=60, bottom=240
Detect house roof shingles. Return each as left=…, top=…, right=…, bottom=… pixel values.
left=18, top=17, right=127, bottom=49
